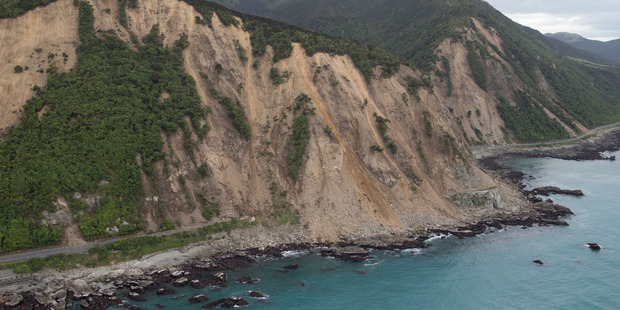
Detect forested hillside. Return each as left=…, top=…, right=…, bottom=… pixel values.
left=215, top=0, right=620, bottom=140
left=546, top=32, right=620, bottom=64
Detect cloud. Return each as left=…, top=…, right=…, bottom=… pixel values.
left=485, top=0, right=620, bottom=41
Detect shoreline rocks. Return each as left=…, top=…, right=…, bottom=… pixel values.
left=202, top=296, right=249, bottom=308
left=247, top=291, right=268, bottom=299
left=320, top=247, right=373, bottom=262
left=530, top=186, right=584, bottom=197
left=188, top=294, right=209, bottom=304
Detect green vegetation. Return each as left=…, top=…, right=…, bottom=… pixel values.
left=197, top=163, right=208, bottom=178
left=439, top=56, right=453, bottom=96
left=118, top=0, right=127, bottom=28
left=160, top=218, right=175, bottom=231
left=181, top=0, right=401, bottom=82
left=266, top=182, right=300, bottom=226
left=269, top=67, right=284, bottom=85
left=405, top=75, right=433, bottom=99
left=496, top=93, right=568, bottom=142
left=221, top=0, right=620, bottom=137
left=0, top=2, right=207, bottom=251
left=402, top=164, right=422, bottom=191
left=13, top=65, right=24, bottom=73
left=216, top=0, right=474, bottom=71
left=371, top=145, right=384, bottom=152
left=466, top=41, right=487, bottom=90
left=375, top=114, right=397, bottom=153
left=0, top=219, right=254, bottom=274
left=199, top=193, right=220, bottom=221
left=0, top=0, right=57, bottom=18
left=235, top=40, right=248, bottom=62
left=323, top=125, right=334, bottom=141
left=423, top=111, right=433, bottom=136
left=287, top=94, right=313, bottom=180
left=439, top=133, right=463, bottom=160
left=213, top=92, right=251, bottom=139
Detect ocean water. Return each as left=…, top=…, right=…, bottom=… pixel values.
left=118, top=151, right=620, bottom=309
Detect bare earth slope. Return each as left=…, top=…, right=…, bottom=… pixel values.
left=0, top=0, right=529, bottom=244
left=0, top=0, right=79, bottom=135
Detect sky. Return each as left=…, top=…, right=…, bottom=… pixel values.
left=484, top=0, right=620, bottom=41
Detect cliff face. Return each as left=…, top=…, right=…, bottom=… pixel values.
left=0, top=0, right=528, bottom=245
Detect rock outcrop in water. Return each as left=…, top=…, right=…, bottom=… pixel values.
left=530, top=186, right=584, bottom=197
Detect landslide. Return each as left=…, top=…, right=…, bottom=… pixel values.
left=215, top=0, right=620, bottom=142
left=0, top=0, right=79, bottom=135
left=0, top=0, right=528, bottom=253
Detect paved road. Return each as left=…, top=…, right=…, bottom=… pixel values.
left=0, top=224, right=205, bottom=264
left=472, top=122, right=620, bottom=155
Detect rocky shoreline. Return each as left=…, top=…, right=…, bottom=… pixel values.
left=4, top=130, right=619, bottom=309
left=474, top=127, right=620, bottom=161
left=0, top=200, right=576, bottom=310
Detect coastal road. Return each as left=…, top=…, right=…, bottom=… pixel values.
left=0, top=224, right=206, bottom=264
left=2, top=123, right=619, bottom=266
left=471, top=122, right=620, bottom=156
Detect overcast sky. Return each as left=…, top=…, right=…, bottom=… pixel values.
left=484, top=0, right=620, bottom=41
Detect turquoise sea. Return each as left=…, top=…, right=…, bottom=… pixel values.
left=119, top=151, right=620, bottom=309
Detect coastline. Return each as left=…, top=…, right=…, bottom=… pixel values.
left=3, top=129, right=620, bottom=309
left=473, top=126, right=620, bottom=161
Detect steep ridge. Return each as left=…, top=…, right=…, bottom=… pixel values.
left=546, top=32, right=620, bottom=64
left=215, top=0, right=620, bottom=142
left=0, top=0, right=527, bottom=253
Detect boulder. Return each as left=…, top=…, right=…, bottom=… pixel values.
left=173, top=277, right=189, bottom=287
left=202, top=296, right=249, bottom=308
left=533, top=260, right=544, bottom=265
left=247, top=291, right=268, bottom=299
left=189, top=294, right=209, bottom=304
left=587, top=243, right=601, bottom=250
left=284, top=264, right=299, bottom=269
left=171, top=270, right=185, bottom=278
left=69, top=279, right=94, bottom=299
left=236, top=276, right=259, bottom=284
left=190, top=279, right=209, bottom=289
left=128, top=292, right=146, bottom=302
left=4, top=294, right=23, bottom=307
left=130, top=286, right=145, bottom=294
left=157, top=288, right=176, bottom=295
